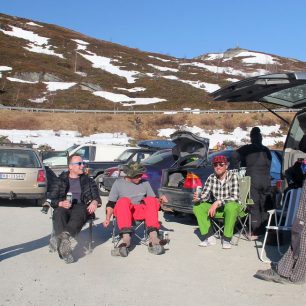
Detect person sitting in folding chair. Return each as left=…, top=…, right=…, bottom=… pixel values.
left=49, top=154, right=101, bottom=263
left=193, top=155, right=241, bottom=249
left=102, top=162, right=167, bottom=257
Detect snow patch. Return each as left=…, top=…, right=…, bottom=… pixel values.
left=43, top=82, right=76, bottom=91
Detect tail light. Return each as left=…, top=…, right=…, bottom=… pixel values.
left=276, top=179, right=283, bottom=191
left=37, top=170, right=46, bottom=182
left=142, top=173, right=149, bottom=180
left=183, top=172, right=202, bottom=189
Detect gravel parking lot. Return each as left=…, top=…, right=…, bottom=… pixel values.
left=0, top=197, right=305, bottom=306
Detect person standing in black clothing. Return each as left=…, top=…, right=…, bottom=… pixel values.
left=49, top=154, right=101, bottom=263
left=235, top=127, right=272, bottom=238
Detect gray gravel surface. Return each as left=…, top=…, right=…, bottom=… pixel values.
left=0, top=198, right=305, bottom=306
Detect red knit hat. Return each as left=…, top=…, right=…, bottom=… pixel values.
left=212, top=155, right=228, bottom=164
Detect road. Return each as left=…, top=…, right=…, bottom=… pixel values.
left=0, top=198, right=305, bottom=306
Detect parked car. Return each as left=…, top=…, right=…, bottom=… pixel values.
left=101, top=149, right=176, bottom=195
left=0, top=145, right=47, bottom=205
left=211, top=71, right=306, bottom=190
left=158, top=134, right=283, bottom=214
left=42, top=144, right=131, bottom=175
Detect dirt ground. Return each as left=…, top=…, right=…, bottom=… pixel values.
left=0, top=198, right=305, bottom=306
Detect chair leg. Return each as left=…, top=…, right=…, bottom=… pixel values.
left=134, top=221, right=148, bottom=246
left=88, top=219, right=93, bottom=253
left=259, top=229, right=271, bottom=263
left=111, top=218, right=121, bottom=248
left=234, top=216, right=248, bottom=246
left=276, top=229, right=284, bottom=256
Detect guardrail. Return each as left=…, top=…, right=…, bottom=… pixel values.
left=0, top=105, right=299, bottom=114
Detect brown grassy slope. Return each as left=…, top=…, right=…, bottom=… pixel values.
left=0, top=110, right=294, bottom=148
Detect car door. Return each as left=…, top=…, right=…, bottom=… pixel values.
left=211, top=72, right=306, bottom=177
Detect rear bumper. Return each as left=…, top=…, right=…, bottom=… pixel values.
left=0, top=192, right=46, bottom=200
left=158, top=187, right=194, bottom=214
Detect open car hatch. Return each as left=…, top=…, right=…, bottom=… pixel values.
left=170, top=131, right=209, bottom=166
left=211, top=72, right=306, bottom=109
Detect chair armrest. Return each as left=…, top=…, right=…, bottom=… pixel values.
left=267, top=209, right=276, bottom=215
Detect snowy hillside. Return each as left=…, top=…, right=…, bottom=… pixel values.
left=1, top=13, right=306, bottom=110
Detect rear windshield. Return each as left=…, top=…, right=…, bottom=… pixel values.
left=116, top=150, right=135, bottom=162
left=0, top=149, right=41, bottom=168
left=142, top=151, right=172, bottom=165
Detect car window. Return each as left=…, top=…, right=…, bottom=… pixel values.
left=285, top=111, right=306, bottom=150
left=0, top=149, right=41, bottom=168
left=75, top=146, right=90, bottom=160
left=66, top=144, right=78, bottom=154
left=116, top=150, right=135, bottom=162
left=142, top=151, right=172, bottom=165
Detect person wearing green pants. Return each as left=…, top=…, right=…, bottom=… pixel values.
left=193, top=155, right=240, bottom=249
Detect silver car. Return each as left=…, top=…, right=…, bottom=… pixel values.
left=0, top=145, right=47, bottom=204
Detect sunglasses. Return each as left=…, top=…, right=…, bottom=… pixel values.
left=131, top=174, right=143, bottom=179
left=69, top=162, right=86, bottom=166
left=213, top=162, right=226, bottom=167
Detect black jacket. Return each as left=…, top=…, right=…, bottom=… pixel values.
left=49, top=172, right=101, bottom=208
left=237, top=143, right=272, bottom=177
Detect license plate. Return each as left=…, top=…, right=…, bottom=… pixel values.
left=0, top=173, right=25, bottom=180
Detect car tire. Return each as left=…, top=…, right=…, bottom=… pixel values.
left=95, top=174, right=109, bottom=196
left=35, top=198, right=45, bottom=207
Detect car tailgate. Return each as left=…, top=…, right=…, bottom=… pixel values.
left=158, top=187, right=194, bottom=214
left=0, top=167, right=44, bottom=191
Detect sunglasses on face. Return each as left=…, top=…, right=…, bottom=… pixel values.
left=213, top=162, right=226, bottom=168
left=69, top=162, right=86, bottom=166
left=131, top=174, right=143, bottom=179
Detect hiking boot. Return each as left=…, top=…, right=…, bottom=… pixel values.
left=254, top=268, right=286, bottom=283
left=58, top=232, right=74, bottom=264
left=222, top=240, right=232, bottom=249
left=148, top=243, right=165, bottom=255
left=111, top=243, right=129, bottom=257
left=198, top=236, right=216, bottom=247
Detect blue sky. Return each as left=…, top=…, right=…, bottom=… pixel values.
left=1, top=0, right=306, bottom=61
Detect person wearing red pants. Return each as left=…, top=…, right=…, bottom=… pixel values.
left=102, top=162, right=167, bottom=257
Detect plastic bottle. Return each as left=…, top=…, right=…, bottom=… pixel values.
left=66, top=192, right=72, bottom=204
left=196, top=186, right=202, bottom=198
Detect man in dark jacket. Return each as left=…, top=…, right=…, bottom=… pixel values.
left=235, top=127, right=272, bottom=238
left=49, top=154, right=101, bottom=263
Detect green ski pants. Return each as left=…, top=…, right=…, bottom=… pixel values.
left=193, top=201, right=240, bottom=239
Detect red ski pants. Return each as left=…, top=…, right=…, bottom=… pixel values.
left=113, top=197, right=160, bottom=230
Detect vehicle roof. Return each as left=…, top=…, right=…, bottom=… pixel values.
left=0, top=145, right=36, bottom=151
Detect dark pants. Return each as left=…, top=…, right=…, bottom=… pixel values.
left=249, top=174, right=272, bottom=235
left=53, top=204, right=87, bottom=237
